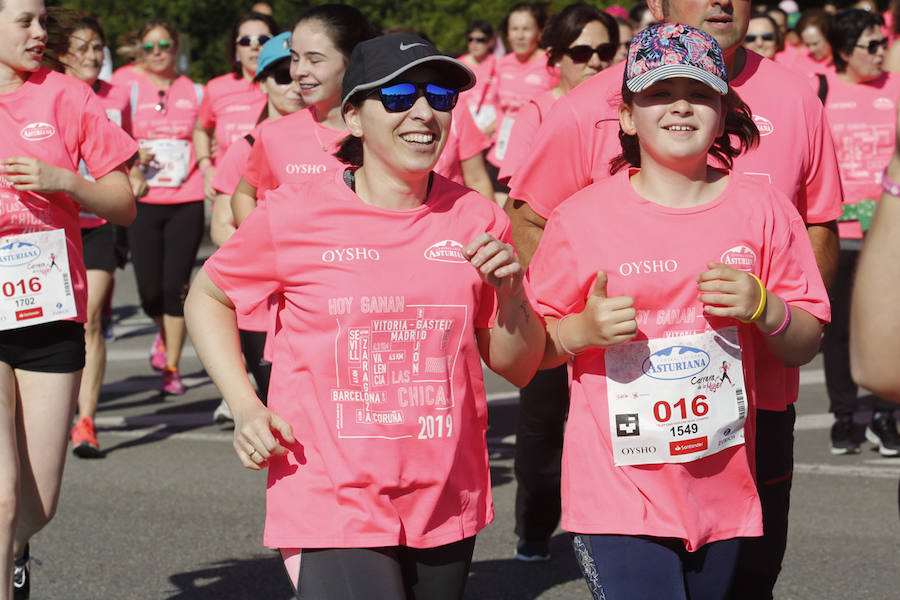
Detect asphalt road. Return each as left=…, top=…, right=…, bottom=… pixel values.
left=25, top=246, right=900, bottom=599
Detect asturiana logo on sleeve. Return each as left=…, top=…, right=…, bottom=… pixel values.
left=752, top=115, right=774, bottom=137
left=720, top=245, right=757, bottom=271
left=424, top=240, right=467, bottom=263
left=642, top=345, right=710, bottom=380
left=20, top=122, right=56, bottom=141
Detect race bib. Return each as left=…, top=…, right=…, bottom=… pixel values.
left=493, top=116, right=515, bottom=160
left=605, top=327, right=747, bottom=466
left=472, top=104, right=497, bottom=131
left=140, top=138, right=191, bottom=188
left=0, top=229, right=77, bottom=330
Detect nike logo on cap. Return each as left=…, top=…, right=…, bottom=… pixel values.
left=400, top=42, right=426, bottom=51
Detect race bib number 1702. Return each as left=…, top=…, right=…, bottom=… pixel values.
left=0, top=229, right=77, bottom=330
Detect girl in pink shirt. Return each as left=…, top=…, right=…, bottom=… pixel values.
left=192, top=11, right=279, bottom=201
left=46, top=11, right=138, bottom=460
left=459, top=20, right=499, bottom=135
left=186, top=34, right=544, bottom=598
left=230, top=5, right=377, bottom=225
left=528, top=24, right=828, bottom=599
left=499, top=4, right=619, bottom=184
left=0, top=1, right=136, bottom=595
left=486, top=3, right=560, bottom=169
left=128, top=19, right=206, bottom=396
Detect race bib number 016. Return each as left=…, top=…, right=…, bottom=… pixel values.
left=0, top=229, right=76, bottom=330
left=604, top=327, right=747, bottom=466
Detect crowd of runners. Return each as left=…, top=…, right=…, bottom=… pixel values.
left=1, top=0, right=900, bottom=598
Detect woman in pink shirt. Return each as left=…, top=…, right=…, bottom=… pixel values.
left=45, top=11, right=140, bottom=460
left=128, top=19, right=205, bottom=395
left=499, top=4, right=618, bottom=184
left=819, top=9, right=900, bottom=457
left=192, top=11, right=280, bottom=201
left=459, top=20, right=499, bottom=135
left=528, top=24, right=828, bottom=598
left=486, top=2, right=559, bottom=170
left=186, top=33, right=544, bottom=598
left=790, top=9, right=834, bottom=76
left=0, top=1, right=136, bottom=595
left=743, top=14, right=780, bottom=60
left=230, top=4, right=376, bottom=225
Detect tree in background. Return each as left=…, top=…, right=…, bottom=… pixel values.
left=48, top=0, right=626, bottom=82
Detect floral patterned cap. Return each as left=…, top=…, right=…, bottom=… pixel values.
left=625, top=23, right=728, bottom=95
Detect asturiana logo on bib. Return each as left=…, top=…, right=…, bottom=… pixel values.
left=20, top=122, right=56, bottom=141
left=0, top=241, right=41, bottom=267
left=752, top=115, right=774, bottom=137
left=642, top=345, right=710, bottom=380
left=720, top=245, right=757, bottom=271
left=424, top=240, right=467, bottom=263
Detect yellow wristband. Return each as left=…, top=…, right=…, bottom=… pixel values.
left=739, top=273, right=767, bottom=323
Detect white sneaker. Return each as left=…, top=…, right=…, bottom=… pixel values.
left=213, top=400, right=234, bottom=424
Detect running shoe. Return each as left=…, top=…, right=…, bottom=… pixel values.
left=71, top=416, right=102, bottom=459
left=830, top=414, right=860, bottom=455
left=101, top=315, right=115, bottom=341
left=13, top=544, right=29, bottom=599
left=213, top=399, right=234, bottom=424
left=160, top=367, right=184, bottom=395
left=865, top=411, right=900, bottom=457
left=515, top=538, right=551, bottom=562
left=150, top=331, right=167, bottom=372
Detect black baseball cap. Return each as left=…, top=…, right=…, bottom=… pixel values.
left=341, top=33, right=476, bottom=109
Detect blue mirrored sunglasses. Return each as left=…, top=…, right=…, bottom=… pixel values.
left=376, top=82, right=459, bottom=113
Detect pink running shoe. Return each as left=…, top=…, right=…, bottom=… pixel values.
left=160, top=367, right=184, bottom=395
left=150, top=331, right=167, bottom=372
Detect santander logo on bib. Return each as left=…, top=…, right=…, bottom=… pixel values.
left=424, top=240, right=467, bottom=263
left=752, top=115, right=774, bottom=137
left=20, top=122, right=56, bottom=141
left=720, top=245, right=757, bottom=271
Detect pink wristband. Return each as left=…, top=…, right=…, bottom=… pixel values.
left=883, top=167, right=900, bottom=196
left=765, top=296, right=791, bottom=337
left=557, top=314, right=582, bottom=355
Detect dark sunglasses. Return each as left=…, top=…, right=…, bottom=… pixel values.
left=855, top=38, right=888, bottom=54
left=376, top=82, right=459, bottom=113
left=236, top=34, right=271, bottom=47
left=268, top=67, right=293, bottom=85
left=142, top=39, right=173, bottom=53
left=745, top=33, right=775, bottom=43
left=468, top=35, right=490, bottom=43
left=565, top=43, right=618, bottom=63
left=154, top=89, right=166, bottom=114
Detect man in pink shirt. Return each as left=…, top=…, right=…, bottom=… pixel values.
left=505, top=1, right=842, bottom=597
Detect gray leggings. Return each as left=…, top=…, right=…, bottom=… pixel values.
left=295, top=536, right=476, bottom=600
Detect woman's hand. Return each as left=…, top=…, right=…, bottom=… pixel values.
left=697, top=262, right=763, bottom=321
left=464, top=233, right=524, bottom=297
left=129, top=165, right=149, bottom=199
left=232, top=401, right=296, bottom=471
left=1, top=157, right=75, bottom=194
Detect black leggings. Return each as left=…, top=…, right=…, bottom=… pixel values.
left=238, top=329, right=270, bottom=404
left=295, top=537, right=476, bottom=600
left=128, top=201, right=204, bottom=318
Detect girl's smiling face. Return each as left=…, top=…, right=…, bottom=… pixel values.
left=619, top=77, right=725, bottom=170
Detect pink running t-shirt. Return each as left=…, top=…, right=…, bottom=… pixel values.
left=108, top=63, right=142, bottom=89
left=79, top=79, right=133, bottom=229
left=211, top=130, right=254, bottom=196
left=205, top=169, right=510, bottom=549
left=242, top=107, right=345, bottom=202
left=527, top=170, right=829, bottom=550
left=197, top=74, right=265, bottom=160
left=460, top=52, right=498, bottom=130
left=486, top=51, right=559, bottom=166
left=130, top=73, right=204, bottom=205
left=817, top=71, right=900, bottom=239
left=433, top=104, right=492, bottom=186
left=507, top=52, right=842, bottom=412
left=498, top=90, right=557, bottom=184
left=0, top=67, right=138, bottom=322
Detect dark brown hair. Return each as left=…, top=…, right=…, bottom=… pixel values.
left=609, top=86, right=760, bottom=174
left=541, top=3, right=618, bottom=67
left=228, top=11, right=281, bottom=76
left=44, top=9, right=106, bottom=74
left=500, top=3, right=550, bottom=38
